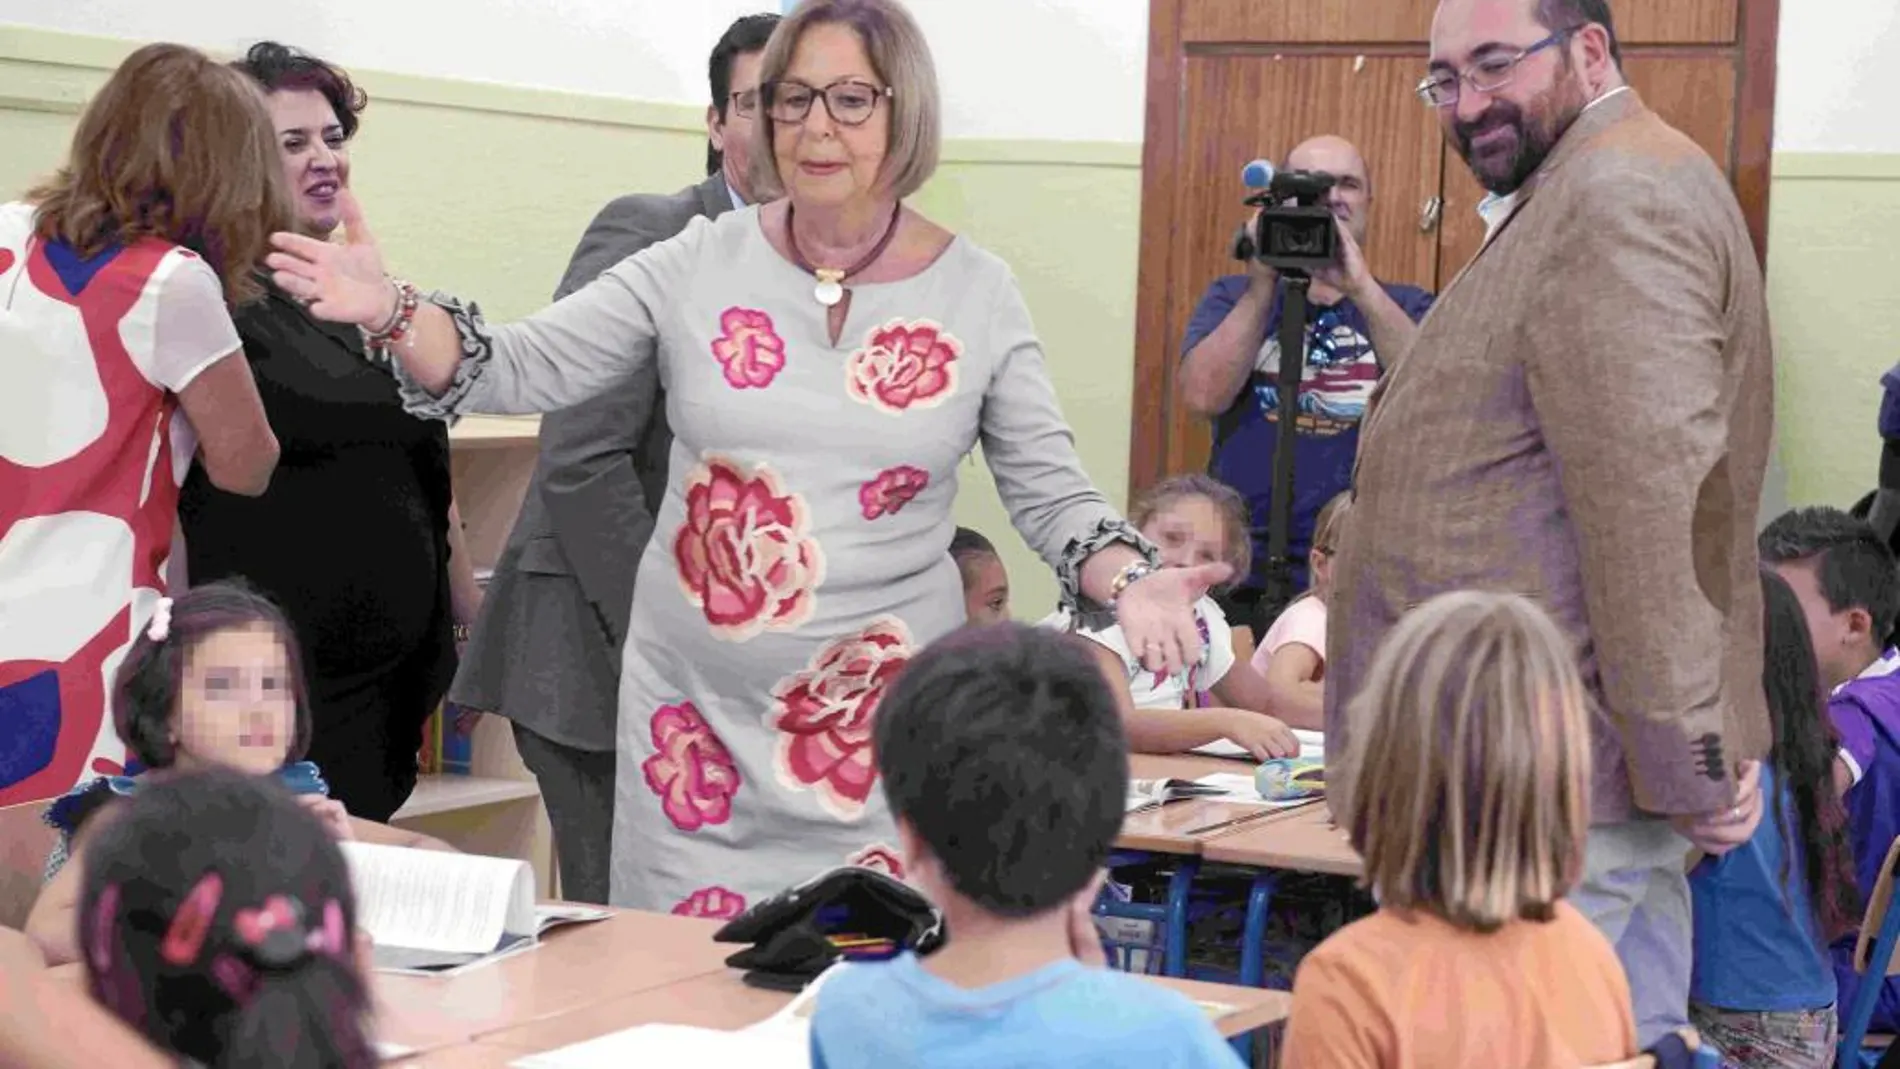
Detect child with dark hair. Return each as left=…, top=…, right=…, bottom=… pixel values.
left=1760, top=506, right=1900, bottom=1032
left=27, top=580, right=447, bottom=965
left=809, top=623, right=1242, bottom=1067
left=81, top=766, right=377, bottom=1069
left=1687, top=570, right=1860, bottom=1068
left=949, top=526, right=1011, bottom=626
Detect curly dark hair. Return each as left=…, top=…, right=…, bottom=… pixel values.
left=231, top=42, right=368, bottom=140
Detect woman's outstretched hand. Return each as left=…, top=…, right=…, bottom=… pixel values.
left=265, top=189, right=394, bottom=327
left=1115, top=561, right=1232, bottom=676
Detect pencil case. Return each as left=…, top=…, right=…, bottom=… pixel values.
left=1254, top=757, right=1324, bottom=802
left=713, top=866, right=946, bottom=992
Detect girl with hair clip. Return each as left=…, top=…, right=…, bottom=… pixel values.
left=1685, top=570, right=1860, bottom=1068
left=1047, top=474, right=1303, bottom=758
left=80, top=766, right=378, bottom=1069
left=27, top=580, right=449, bottom=966
left=1279, top=590, right=1637, bottom=1068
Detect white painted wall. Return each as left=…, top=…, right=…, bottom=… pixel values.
left=3, top=0, right=1898, bottom=151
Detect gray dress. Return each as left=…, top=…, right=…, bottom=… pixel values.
left=392, top=207, right=1146, bottom=913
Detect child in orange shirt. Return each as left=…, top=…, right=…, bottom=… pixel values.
left=1280, top=590, right=1637, bottom=1068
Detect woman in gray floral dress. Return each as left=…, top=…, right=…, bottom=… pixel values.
left=264, top=0, right=1231, bottom=914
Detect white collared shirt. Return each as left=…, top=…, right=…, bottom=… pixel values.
left=1476, top=85, right=1633, bottom=239
left=726, top=178, right=746, bottom=209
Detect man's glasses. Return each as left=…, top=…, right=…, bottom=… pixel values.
left=763, top=79, right=893, bottom=127
left=1415, top=26, right=1578, bottom=107
left=728, top=88, right=759, bottom=118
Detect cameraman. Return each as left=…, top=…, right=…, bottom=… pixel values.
left=1176, top=135, right=1435, bottom=638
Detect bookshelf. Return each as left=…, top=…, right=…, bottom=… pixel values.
left=396, top=414, right=558, bottom=897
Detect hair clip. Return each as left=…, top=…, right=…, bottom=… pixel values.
left=160, top=871, right=222, bottom=966
left=235, top=894, right=310, bottom=969
left=146, top=597, right=173, bottom=642
left=306, top=898, right=347, bottom=958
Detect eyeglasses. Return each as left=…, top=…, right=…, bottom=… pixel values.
left=728, top=89, right=759, bottom=118
left=763, top=79, right=893, bottom=127
left=1415, top=26, right=1579, bottom=107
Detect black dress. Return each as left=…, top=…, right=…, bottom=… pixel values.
left=178, top=284, right=456, bottom=821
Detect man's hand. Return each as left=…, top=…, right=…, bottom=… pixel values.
left=1311, top=221, right=1373, bottom=301
left=1243, top=210, right=1278, bottom=288
left=1668, top=759, right=1763, bottom=856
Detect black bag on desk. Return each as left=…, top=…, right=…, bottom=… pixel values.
left=712, top=866, right=946, bottom=992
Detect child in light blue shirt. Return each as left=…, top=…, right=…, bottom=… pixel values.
left=808, top=623, right=1242, bottom=1069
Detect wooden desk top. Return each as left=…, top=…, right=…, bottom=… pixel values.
left=1119, top=752, right=1316, bottom=855
left=375, top=909, right=734, bottom=1055
left=430, top=965, right=1291, bottom=1064
left=1199, top=803, right=1363, bottom=877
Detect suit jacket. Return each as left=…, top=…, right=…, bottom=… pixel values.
left=450, top=174, right=734, bottom=751
left=1324, top=90, right=1774, bottom=822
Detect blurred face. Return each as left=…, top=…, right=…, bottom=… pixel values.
left=269, top=88, right=349, bottom=237
left=770, top=22, right=892, bottom=210
left=710, top=49, right=765, bottom=202
left=960, top=554, right=1011, bottom=627
left=1285, top=137, right=1371, bottom=245
left=1141, top=496, right=1229, bottom=572
left=174, top=624, right=296, bottom=776
left=1429, top=0, right=1594, bottom=195
left=1773, top=559, right=1878, bottom=689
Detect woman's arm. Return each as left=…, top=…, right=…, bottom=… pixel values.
left=177, top=352, right=280, bottom=495
left=0, top=941, right=174, bottom=1069
left=265, top=192, right=695, bottom=420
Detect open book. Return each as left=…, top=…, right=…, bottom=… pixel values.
left=1126, top=777, right=1231, bottom=813
left=1191, top=727, right=1326, bottom=761
left=337, top=842, right=610, bottom=975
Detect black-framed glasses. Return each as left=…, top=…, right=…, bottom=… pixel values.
left=763, top=79, right=893, bottom=127
left=1415, top=26, right=1579, bottom=107
left=728, top=88, right=759, bottom=118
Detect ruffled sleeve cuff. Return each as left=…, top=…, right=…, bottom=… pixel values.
left=1055, top=517, right=1159, bottom=616
left=384, top=291, right=495, bottom=424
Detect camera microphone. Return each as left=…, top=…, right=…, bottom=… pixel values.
left=1241, top=158, right=1277, bottom=189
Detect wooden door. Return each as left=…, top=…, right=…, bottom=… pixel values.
left=1131, top=0, right=1781, bottom=496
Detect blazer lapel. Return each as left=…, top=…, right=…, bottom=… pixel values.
left=698, top=174, right=735, bottom=219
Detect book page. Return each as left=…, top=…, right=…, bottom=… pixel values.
left=338, top=842, right=532, bottom=955
left=1191, top=728, right=1326, bottom=761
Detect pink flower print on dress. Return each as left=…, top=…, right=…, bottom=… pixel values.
left=847, top=844, right=906, bottom=880
left=768, top=616, right=915, bottom=819
left=641, top=702, right=742, bottom=832
left=672, top=885, right=748, bottom=919
left=673, top=456, right=825, bottom=642
left=858, top=465, right=929, bottom=521
left=709, top=307, right=787, bottom=390
left=845, top=319, right=961, bottom=414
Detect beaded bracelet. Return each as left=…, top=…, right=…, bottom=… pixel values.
left=1107, top=559, right=1156, bottom=606
left=362, top=278, right=419, bottom=352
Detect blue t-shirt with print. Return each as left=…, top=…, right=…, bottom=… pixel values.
left=1689, top=764, right=1836, bottom=1012
left=810, top=952, right=1243, bottom=1069
left=1181, top=275, right=1435, bottom=593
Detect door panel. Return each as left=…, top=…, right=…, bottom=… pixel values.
left=1435, top=56, right=1739, bottom=284
left=1181, top=0, right=1437, bottom=44
left=1164, top=53, right=1445, bottom=478
left=1610, top=0, right=1737, bottom=44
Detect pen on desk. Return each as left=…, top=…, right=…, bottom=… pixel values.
left=1184, top=808, right=1282, bottom=837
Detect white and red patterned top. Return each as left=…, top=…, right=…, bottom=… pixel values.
left=0, top=201, right=239, bottom=805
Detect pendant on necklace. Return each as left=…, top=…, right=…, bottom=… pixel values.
left=813, top=268, right=846, bottom=307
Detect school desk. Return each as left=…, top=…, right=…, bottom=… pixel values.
left=395, top=956, right=1293, bottom=1065
left=1199, top=804, right=1363, bottom=988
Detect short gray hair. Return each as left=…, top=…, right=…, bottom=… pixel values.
left=748, top=0, right=943, bottom=201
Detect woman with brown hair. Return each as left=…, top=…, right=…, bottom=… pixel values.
left=178, top=42, right=484, bottom=823
left=0, top=43, right=283, bottom=807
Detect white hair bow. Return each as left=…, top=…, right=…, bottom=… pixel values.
left=147, top=597, right=173, bottom=642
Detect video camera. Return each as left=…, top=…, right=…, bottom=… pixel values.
left=1231, top=168, right=1339, bottom=275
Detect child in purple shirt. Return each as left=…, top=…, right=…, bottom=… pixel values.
left=1761, top=507, right=1900, bottom=1030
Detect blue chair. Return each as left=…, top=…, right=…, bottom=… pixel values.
left=1839, top=837, right=1900, bottom=1067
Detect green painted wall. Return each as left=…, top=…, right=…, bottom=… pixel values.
left=3, top=24, right=1890, bottom=616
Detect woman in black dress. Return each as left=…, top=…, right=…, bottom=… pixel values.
left=178, top=42, right=483, bottom=821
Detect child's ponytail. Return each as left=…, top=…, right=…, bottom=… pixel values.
left=221, top=963, right=376, bottom=1069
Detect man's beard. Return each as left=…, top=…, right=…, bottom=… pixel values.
left=1451, top=76, right=1589, bottom=195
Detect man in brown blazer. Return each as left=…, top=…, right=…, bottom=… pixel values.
left=1327, top=0, right=1773, bottom=1043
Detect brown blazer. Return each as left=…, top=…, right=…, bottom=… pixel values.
left=1324, top=89, right=1774, bottom=823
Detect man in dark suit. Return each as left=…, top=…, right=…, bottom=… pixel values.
left=452, top=12, right=781, bottom=905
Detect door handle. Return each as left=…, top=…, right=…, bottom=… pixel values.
left=1419, top=196, right=1444, bottom=234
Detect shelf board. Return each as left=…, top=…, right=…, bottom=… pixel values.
left=392, top=774, right=541, bottom=820
left=450, top=415, right=541, bottom=448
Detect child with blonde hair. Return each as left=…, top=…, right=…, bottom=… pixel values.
left=1046, top=475, right=1299, bottom=760
left=1249, top=491, right=1350, bottom=730
left=1280, top=591, right=1636, bottom=1067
